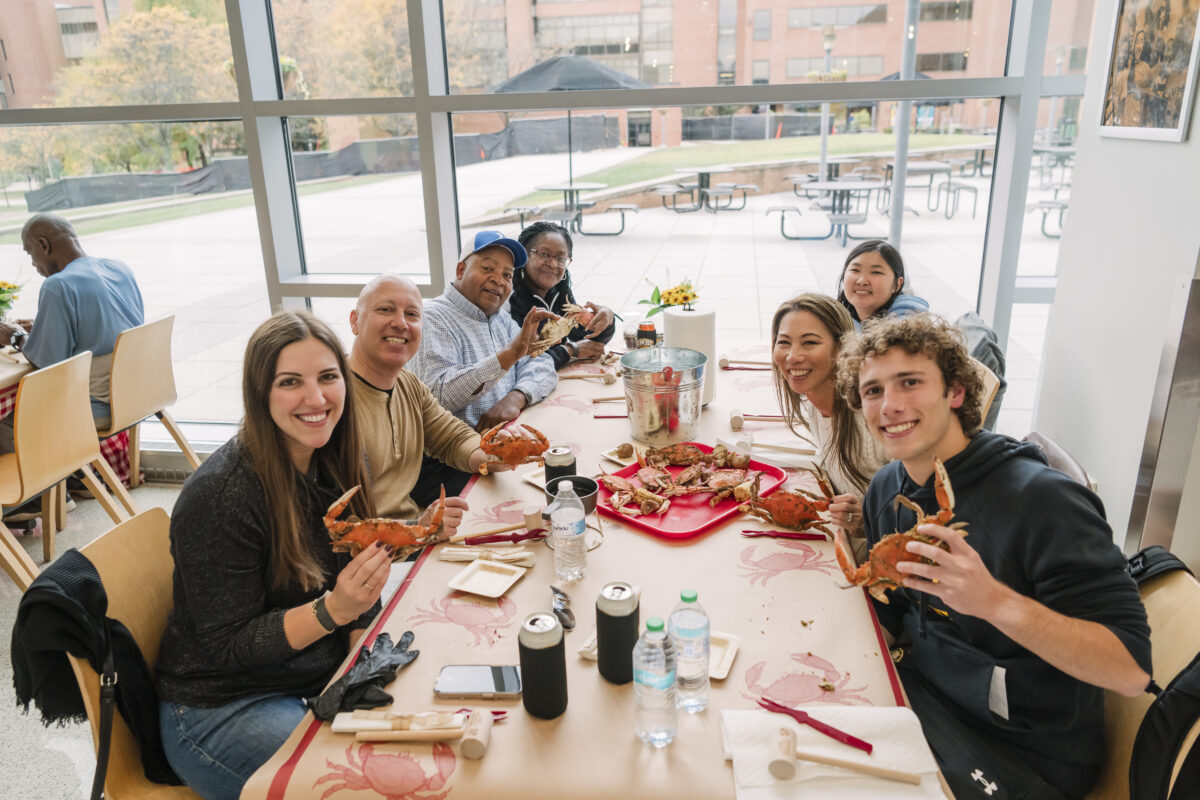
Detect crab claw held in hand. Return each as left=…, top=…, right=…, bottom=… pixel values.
left=477, top=423, right=551, bottom=475
left=325, top=484, right=447, bottom=561
left=835, top=458, right=968, bottom=603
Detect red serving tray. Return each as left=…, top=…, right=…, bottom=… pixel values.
left=596, top=442, right=787, bottom=540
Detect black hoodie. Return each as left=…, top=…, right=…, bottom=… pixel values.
left=863, top=431, right=1151, bottom=794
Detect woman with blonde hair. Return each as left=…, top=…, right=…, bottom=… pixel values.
left=156, top=310, right=397, bottom=800
left=771, top=293, right=890, bottom=539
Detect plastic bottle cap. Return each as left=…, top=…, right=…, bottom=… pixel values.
left=557, top=480, right=573, bottom=494
left=680, top=589, right=698, bottom=603
left=646, top=617, right=664, bottom=632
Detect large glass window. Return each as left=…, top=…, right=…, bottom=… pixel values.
left=271, top=0, right=414, bottom=99
left=287, top=114, right=429, bottom=277
left=0, top=1, right=235, bottom=109
left=0, top=121, right=268, bottom=425
left=443, top=0, right=1012, bottom=91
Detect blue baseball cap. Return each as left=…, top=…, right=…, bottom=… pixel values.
left=458, top=230, right=527, bottom=269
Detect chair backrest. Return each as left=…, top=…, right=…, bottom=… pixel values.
left=1023, top=431, right=1095, bottom=491
left=106, top=316, right=179, bottom=436
left=1087, top=568, right=1200, bottom=800
left=971, top=357, right=1001, bottom=429
left=65, top=507, right=199, bottom=799
left=13, top=351, right=102, bottom=497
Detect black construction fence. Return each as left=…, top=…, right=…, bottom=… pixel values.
left=26, top=112, right=819, bottom=211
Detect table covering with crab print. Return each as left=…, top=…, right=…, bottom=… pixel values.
left=243, top=344, right=914, bottom=800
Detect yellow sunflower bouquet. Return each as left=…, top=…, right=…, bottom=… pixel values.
left=639, top=278, right=699, bottom=317
left=0, top=281, right=21, bottom=319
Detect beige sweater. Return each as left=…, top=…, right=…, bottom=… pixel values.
left=353, top=370, right=480, bottom=519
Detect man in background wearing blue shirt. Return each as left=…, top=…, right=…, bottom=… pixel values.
left=0, top=214, right=143, bottom=516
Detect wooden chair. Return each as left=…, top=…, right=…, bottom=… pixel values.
left=1086, top=568, right=1200, bottom=799
left=0, top=352, right=134, bottom=570
left=972, top=357, right=1001, bottom=426
left=96, top=316, right=200, bottom=490
left=66, top=507, right=200, bottom=799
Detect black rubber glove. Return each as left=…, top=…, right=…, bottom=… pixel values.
left=307, top=631, right=420, bottom=721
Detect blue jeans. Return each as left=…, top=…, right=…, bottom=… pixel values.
left=159, top=693, right=308, bottom=800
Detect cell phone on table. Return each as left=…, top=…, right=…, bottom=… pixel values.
left=433, top=665, right=522, bottom=699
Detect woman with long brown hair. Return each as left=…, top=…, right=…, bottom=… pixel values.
left=771, top=293, right=890, bottom=542
left=155, top=310, right=395, bottom=800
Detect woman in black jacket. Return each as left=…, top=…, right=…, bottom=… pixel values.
left=509, top=221, right=616, bottom=369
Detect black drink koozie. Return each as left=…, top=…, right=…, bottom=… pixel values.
left=518, top=637, right=568, bottom=719
left=596, top=606, right=639, bottom=684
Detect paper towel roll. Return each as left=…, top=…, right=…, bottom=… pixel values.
left=663, top=303, right=717, bottom=406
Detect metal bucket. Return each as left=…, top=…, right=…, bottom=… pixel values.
left=619, top=347, right=707, bottom=445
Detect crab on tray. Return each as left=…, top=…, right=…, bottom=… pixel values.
left=595, top=442, right=787, bottom=540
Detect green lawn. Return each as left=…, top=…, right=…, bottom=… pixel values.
left=0, top=173, right=395, bottom=244
left=502, top=133, right=990, bottom=209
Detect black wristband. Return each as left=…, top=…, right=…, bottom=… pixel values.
left=9, top=330, right=27, bottom=351
left=312, top=595, right=338, bottom=632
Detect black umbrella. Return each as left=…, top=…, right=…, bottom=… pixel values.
left=492, top=56, right=652, bottom=185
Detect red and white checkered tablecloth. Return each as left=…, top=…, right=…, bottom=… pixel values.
left=0, top=384, right=131, bottom=485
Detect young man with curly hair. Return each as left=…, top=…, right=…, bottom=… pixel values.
left=836, top=313, right=1151, bottom=800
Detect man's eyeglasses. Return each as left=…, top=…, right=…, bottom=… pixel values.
left=529, top=249, right=572, bottom=268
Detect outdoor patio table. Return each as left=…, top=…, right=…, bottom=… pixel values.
left=884, top=161, right=952, bottom=210
left=1032, top=145, right=1076, bottom=185
left=672, top=166, right=733, bottom=212
left=536, top=182, right=609, bottom=233
left=963, top=144, right=993, bottom=177
left=822, top=156, right=862, bottom=180
left=801, top=180, right=886, bottom=246
left=243, top=356, right=917, bottom=800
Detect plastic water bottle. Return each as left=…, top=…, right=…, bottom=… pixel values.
left=633, top=617, right=677, bottom=747
left=549, top=480, right=587, bottom=581
left=668, top=589, right=710, bottom=713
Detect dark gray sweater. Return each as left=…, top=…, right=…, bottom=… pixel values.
left=156, top=439, right=379, bottom=707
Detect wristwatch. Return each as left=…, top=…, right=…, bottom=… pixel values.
left=565, top=341, right=579, bottom=358
left=9, top=330, right=27, bottom=351
left=312, top=594, right=339, bottom=633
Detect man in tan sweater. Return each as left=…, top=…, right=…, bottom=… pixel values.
left=348, top=274, right=500, bottom=538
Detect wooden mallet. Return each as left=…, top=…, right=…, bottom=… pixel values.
left=449, top=508, right=544, bottom=543
left=730, top=408, right=786, bottom=430
left=560, top=372, right=617, bottom=384
left=767, top=727, right=922, bottom=785
left=719, top=355, right=771, bottom=368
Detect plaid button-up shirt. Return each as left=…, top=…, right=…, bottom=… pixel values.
left=409, top=284, right=558, bottom=429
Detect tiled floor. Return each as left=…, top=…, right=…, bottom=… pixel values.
left=1, top=147, right=1066, bottom=436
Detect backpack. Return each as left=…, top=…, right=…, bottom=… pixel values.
left=1127, top=546, right=1200, bottom=800
left=954, top=311, right=1007, bottom=431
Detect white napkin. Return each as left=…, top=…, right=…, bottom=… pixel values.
left=438, top=546, right=536, bottom=567
left=720, top=706, right=944, bottom=800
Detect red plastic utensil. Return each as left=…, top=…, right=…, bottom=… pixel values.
left=462, top=529, right=547, bottom=546
left=457, top=708, right=509, bottom=721
left=741, top=530, right=828, bottom=541
left=757, top=697, right=873, bottom=754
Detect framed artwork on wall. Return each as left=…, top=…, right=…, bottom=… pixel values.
left=1099, top=0, right=1200, bottom=141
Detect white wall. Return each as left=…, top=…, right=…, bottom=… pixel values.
left=1035, top=0, right=1200, bottom=541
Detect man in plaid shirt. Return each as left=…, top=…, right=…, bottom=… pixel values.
left=410, top=231, right=558, bottom=431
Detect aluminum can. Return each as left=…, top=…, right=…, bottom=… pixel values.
left=596, top=582, right=639, bottom=684
left=518, top=612, right=567, bottom=718
left=544, top=446, right=577, bottom=486
left=637, top=321, right=657, bottom=349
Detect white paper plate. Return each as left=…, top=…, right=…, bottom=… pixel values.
left=520, top=466, right=548, bottom=491
left=710, top=630, right=740, bottom=680
left=447, top=560, right=526, bottom=598
left=601, top=445, right=638, bottom=467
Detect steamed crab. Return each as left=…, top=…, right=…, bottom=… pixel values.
left=477, top=423, right=550, bottom=475
left=835, top=457, right=968, bottom=603
left=738, top=466, right=835, bottom=535
left=324, top=485, right=446, bottom=561
left=529, top=303, right=595, bottom=358
left=596, top=471, right=671, bottom=516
